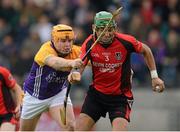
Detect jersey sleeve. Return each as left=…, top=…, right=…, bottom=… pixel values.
left=35, top=42, right=58, bottom=66
left=0, top=67, right=16, bottom=89
left=132, top=38, right=143, bottom=53
left=116, top=33, right=143, bottom=53
left=127, top=35, right=142, bottom=53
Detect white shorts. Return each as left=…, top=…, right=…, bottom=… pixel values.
left=21, top=88, right=72, bottom=119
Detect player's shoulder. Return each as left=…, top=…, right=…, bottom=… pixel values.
left=71, top=44, right=81, bottom=57
left=39, top=41, right=52, bottom=50
left=86, top=34, right=93, bottom=40
left=115, top=32, right=136, bottom=43
left=34, top=41, right=58, bottom=66
left=72, top=44, right=81, bottom=51
left=0, top=66, right=10, bottom=74
left=0, top=66, right=11, bottom=79
left=35, top=41, right=56, bottom=55
left=83, top=34, right=94, bottom=44
left=64, top=44, right=81, bottom=59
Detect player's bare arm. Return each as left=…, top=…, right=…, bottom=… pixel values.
left=140, top=43, right=165, bottom=92
left=11, top=83, right=23, bottom=119
left=45, top=56, right=83, bottom=71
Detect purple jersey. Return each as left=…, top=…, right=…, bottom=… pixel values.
left=23, top=41, right=81, bottom=99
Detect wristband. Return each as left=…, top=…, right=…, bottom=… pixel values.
left=150, top=70, right=158, bottom=79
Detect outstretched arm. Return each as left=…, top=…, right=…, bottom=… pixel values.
left=45, top=56, right=83, bottom=71
left=140, top=43, right=165, bottom=92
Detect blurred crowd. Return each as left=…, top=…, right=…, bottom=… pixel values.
left=0, top=0, right=179, bottom=88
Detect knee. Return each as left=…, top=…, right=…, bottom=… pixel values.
left=112, top=118, right=129, bottom=131
left=66, top=120, right=75, bottom=131
left=61, top=120, right=75, bottom=131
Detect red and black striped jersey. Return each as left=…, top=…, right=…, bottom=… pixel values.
left=80, top=32, right=143, bottom=97
left=0, top=66, right=16, bottom=114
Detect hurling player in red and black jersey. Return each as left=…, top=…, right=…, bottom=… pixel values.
left=68, top=11, right=165, bottom=131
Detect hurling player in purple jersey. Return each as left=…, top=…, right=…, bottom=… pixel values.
left=20, top=24, right=83, bottom=131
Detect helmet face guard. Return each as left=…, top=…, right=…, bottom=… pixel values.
left=94, top=11, right=116, bottom=28
left=94, top=11, right=116, bottom=45
left=51, top=24, right=74, bottom=44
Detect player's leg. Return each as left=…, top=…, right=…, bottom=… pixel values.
left=109, top=96, right=133, bottom=131
left=49, top=104, right=75, bottom=131
left=48, top=88, right=75, bottom=130
left=75, top=87, right=104, bottom=131
left=75, top=113, right=95, bottom=130
left=20, top=114, right=41, bottom=131
left=20, top=92, right=48, bottom=131
left=111, top=70, right=133, bottom=131
left=112, top=117, right=129, bottom=131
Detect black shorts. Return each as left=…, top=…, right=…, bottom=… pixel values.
left=81, top=86, right=134, bottom=123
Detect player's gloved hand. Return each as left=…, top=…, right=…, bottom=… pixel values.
left=152, top=78, right=165, bottom=93
left=68, top=69, right=81, bottom=84
left=70, top=58, right=83, bottom=69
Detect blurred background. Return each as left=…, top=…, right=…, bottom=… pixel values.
left=0, top=0, right=179, bottom=130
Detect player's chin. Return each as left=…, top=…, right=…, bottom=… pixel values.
left=100, top=39, right=113, bottom=45
left=61, top=50, right=71, bottom=55
left=103, top=36, right=114, bottom=42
